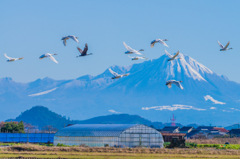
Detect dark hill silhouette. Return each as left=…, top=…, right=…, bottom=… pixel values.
left=6, top=106, right=73, bottom=130
left=7, top=106, right=184, bottom=130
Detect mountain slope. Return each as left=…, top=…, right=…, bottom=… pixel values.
left=1, top=54, right=240, bottom=126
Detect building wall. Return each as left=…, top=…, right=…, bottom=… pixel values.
left=54, top=136, right=118, bottom=147
left=0, top=133, right=54, bottom=143
left=119, top=125, right=164, bottom=148
left=54, top=125, right=164, bottom=148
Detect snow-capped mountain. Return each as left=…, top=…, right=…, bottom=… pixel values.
left=1, top=54, right=240, bottom=126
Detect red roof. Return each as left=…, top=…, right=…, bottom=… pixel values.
left=213, top=127, right=229, bottom=133
left=161, top=133, right=186, bottom=136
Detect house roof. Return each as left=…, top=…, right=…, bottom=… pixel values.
left=179, top=126, right=194, bottom=131
left=196, top=126, right=214, bottom=131
left=186, top=130, right=200, bottom=138
left=213, top=127, right=229, bottom=133
left=229, top=129, right=240, bottom=134
left=161, top=126, right=180, bottom=131
left=161, top=133, right=186, bottom=137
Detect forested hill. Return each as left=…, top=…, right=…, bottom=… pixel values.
left=6, top=106, right=73, bottom=130
left=6, top=106, right=183, bottom=130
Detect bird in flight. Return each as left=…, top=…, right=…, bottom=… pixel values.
left=123, top=42, right=144, bottom=55
left=61, top=35, right=79, bottom=46
left=217, top=41, right=232, bottom=51
left=39, top=53, right=58, bottom=64
left=76, top=43, right=93, bottom=57
left=109, top=68, right=129, bottom=79
left=165, top=49, right=180, bottom=61
left=166, top=80, right=184, bottom=90
left=4, top=53, right=24, bottom=62
left=128, top=55, right=148, bottom=61
left=151, top=39, right=169, bottom=48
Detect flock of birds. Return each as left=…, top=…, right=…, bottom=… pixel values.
left=4, top=36, right=233, bottom=90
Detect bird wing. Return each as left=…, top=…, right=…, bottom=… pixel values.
left=123, top=42, right=134, bottom=52
left=172, top=51, right=180, bottom=59
left=150, top=40, right=156, bottom=48
left=109, top=68, right=119, bottom=77
left=4, top=53, right=12, bottom=59
left=128, top=55, right=134, bottom=58
left=69, top=35, right=79, bottom=42
left=217, top=41, right=224, bottom=49
left=47, top=55, right=58, bottom=64
left=82, top=43, right=88, bottom=55
left=224, top=41, right=230, bottom=49
left=167, top=83, right=172, bottom=89
left=164, top=49, right=172, bottom=58
left=157, top=39, right=169, bottom=47
left=77, top=47, right=83, bottom=54
left=173, top=81, right=184, bottom=90
left=63, top=40, right=67, bottom=46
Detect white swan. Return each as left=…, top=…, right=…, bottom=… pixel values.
left=128, top=55, right=148, bottom=61
left=165, top=49, right=180, bottom=61
left=123, top=42, right=144, bottom=55
left=166, top=80, right=184, bottom=90
left=39, top=53, right=58, bottom=64
left=4, top=53, right=24, bottom=62
left=61, top=35, right=79, bottom=46
left=109, top=68, right=129, bottom=79
left=217, top=41, right=232, bottom=51
left=151, top=39, right=169, bottom=48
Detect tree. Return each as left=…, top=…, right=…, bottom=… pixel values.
left=0, top=121, right=25, bottom=133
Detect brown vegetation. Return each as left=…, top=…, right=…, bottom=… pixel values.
left=187, top=138, right=240, bottom=144
left=2, top=144, right=240, bottom=155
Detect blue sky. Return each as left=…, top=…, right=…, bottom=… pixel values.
left=1, top=0, right=240, bottom=83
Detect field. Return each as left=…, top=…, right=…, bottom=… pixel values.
left=1, top=143, right=240, bottom=159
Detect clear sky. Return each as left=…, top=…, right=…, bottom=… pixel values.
left=1, top=0, right=240, bottom=83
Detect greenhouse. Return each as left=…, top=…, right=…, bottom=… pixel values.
left=54, top=124, right=164, bottom=148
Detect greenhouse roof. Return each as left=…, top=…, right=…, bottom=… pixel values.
left=55, top=124, right=139, bottom=137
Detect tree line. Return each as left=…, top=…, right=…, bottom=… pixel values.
left=0, top=121, right=25, bottom=133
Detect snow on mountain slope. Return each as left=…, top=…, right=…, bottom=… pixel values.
left=1, top=53, right=240, bottom=125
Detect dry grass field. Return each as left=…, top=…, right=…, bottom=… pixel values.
left=1, top=144, right=240, bottom=158
left=187, top=138, right=240, bottom=144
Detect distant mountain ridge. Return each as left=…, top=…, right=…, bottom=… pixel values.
left=7, top=106, right=184, bottom=130
left=1, top=54, right=240, bottom=126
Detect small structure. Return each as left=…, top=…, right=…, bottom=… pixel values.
left=179, top=127, right=195, bottom=134
left=196, top=126, right=214, bottom=131
left=160, top=126, right=180, bottom=133
left=54, top=124, right=164, bottom=148
left=229, top=129, right=240, bottom=137
left=161, top=133, right=186, bottom=142
left=212, top=127, right=229, bottom=135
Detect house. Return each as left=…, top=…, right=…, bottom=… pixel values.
left=212, top=127, right=229, bottom=135
left=196, top=126, right=215, bottom=132
left=160, top=126, right=180, bottom=133
left=179, top=126, right=194, bottom=134
left=161, top=133, right=186, bottom=142
left=229, top=129, right=240, bottom=137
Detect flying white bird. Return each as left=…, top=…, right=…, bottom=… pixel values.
left=165, top=49, right=180, bottom=61
left=151, top=39, right=169, bottom=48
left=39, top=53, right=58, bottom=64
left=217, top=41, right=232, bottom=51
left=4, top=53, right=24, bottom=62
left=128, top=55, right=148, bottom=61
left=123, top=42, right=144, bottom=55
left=109, top=68, right=129, bottom=79
left=76, top=43, right=93, bottom=57
left=166, top=80, right=184, bottom=90
left=61, top=35, right=79, bottom=46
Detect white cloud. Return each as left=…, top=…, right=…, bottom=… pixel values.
left=142, top=104, right=205, bottom=111
left=204, top=95, right=226, bottom=105
left=29, top=87, right=58, bottom=97
left=108, top=110, right=121, bottom=114
left=210, top=107, right=216, bottom=110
